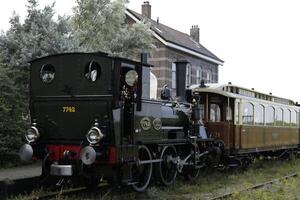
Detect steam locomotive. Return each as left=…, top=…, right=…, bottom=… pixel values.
left=19, top=52, right=300, bottom=191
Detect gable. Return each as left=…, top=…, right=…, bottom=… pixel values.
left=126, top=9, right=224, bottom=65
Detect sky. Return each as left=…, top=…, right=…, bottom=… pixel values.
left=0, top=0, right=299, bottom=102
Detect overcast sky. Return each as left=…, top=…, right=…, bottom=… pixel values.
left=0, top=0, right=299, bottom=102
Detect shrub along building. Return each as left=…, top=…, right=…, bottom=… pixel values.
left=126, top=1, right=224, bottom=98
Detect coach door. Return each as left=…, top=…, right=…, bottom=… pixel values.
left=202, top=93, right=234, bottom=150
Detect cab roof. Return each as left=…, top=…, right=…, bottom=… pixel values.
left=29, top=52, right=152, bottom=67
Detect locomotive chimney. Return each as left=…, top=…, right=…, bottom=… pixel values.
left=175, top=60, right=189, bottom=102
left=190, top=25, right=200, bottom=43
left=142, top=1, right=151, bottom=19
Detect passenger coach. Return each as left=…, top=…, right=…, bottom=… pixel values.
left=190, top=83, right=300, bottom=155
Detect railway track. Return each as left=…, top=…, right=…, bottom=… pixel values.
left=209, top=172, right=298, bottom=200
left=25, top=184, right=111, bottom=200
left=0, top=176, right=112, bottom=200
left=2, top=169, right=298, bottom=199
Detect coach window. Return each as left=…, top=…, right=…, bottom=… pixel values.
left=235, top=101, right=240, bottom=124
left=210, top=104, right=221, bottom=122
left=242, top=102, right=254, bottom=125
left=275, top=107, right=283, bottom=126
left=226, top=106, right=233, bottom=121
left=283, top=108, right=291, bottom=126
left=265, top=106, right=275, bottom=126
left=254, top=104, right=264, bottom=125
left=291, top=110, right=297, bottom=127
left=297, top=112, right=300, bottom=127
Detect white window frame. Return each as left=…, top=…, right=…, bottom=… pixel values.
left=171, top=62, right=176, bottom=89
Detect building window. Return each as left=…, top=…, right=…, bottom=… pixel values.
left=265, top=106, right=275, bottom=126
left=242, top=102, right=254, bottom=125
left=275, top=107, right=283, bottom=126
left=171, top=63, right=176, bottom=89
left=283, top=108, right=291, bottom=126
left=202, top=70, right=211, bottom=83
left=210, top=104, right=221, bottom=122
left=186, top=63, right=191, bottom=86
left=254, top=104, right=264, bottom=125
left=196, top=67, right=202, bottom=84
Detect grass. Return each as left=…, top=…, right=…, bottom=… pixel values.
left=8, top=158, right=300, bottom=200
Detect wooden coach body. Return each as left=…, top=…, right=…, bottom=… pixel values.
left=191, top=84, right=300, bottom=154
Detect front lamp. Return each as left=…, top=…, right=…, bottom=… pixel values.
left=125, top=70, right=138, bottom=87
left=25, top=126, right=40, bottom=143
left=86, top=127, right=104, bottom=145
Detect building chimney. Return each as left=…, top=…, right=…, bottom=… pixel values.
left=190, top=25, right=200, bottom=43
left=142, top=1, right=151, bottom=19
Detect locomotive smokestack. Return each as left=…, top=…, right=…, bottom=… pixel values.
left=175, top=60, right=188, bottom=102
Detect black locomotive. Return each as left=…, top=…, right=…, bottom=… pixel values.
left=19, top=52, right=300, bottom=191
left=19, top=52, right=222, bottom=191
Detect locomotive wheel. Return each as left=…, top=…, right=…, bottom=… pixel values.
left=184, top=166, right=200, bottom=182
left=183, top=148, right=200, bottom=182
left=131, top=145, right=153, bottom=192
left=158, top=145, right=178, bottom=186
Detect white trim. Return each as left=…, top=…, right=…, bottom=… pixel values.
left=125, top=10, right=224, bottom=66
left=126, top=10, right=140, bottom=23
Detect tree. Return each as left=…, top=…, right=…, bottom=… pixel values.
left=0, top=0, right=77, bottom=94
left=0, top=0, right=154, bottom=157
left=0, top=64, right=26, bottom=155
left=0, top=0, right=77, bottom=156
left=72, top=0, right=154, bottom=59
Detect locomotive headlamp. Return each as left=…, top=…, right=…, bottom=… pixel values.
left=86, top=127, right=104, bottom=145
left=125, top=70, right=138, bottom=87
left=25, top=126, right=40, bottom=143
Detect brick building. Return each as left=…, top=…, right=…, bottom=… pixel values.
left=126, top=2, right=224, bottom=97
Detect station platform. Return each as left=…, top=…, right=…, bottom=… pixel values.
left=0, top=162, right=41, bottom=181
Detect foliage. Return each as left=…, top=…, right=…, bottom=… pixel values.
left=0, top=0, right=76, bottom=156
left=0, top=65, right=26, bottom=155
left=72, top=0, right=154, bottom=59
left=0, top=0, right=77, bottom=94
left=0, top=0, right=154, bottom=160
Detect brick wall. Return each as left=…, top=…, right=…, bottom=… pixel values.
left=149, top=42, right=219, bottom=98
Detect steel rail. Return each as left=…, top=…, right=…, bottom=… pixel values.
left=209, top=172, right=298, bottom=200
left=24, top=183, right=111, bottom=200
